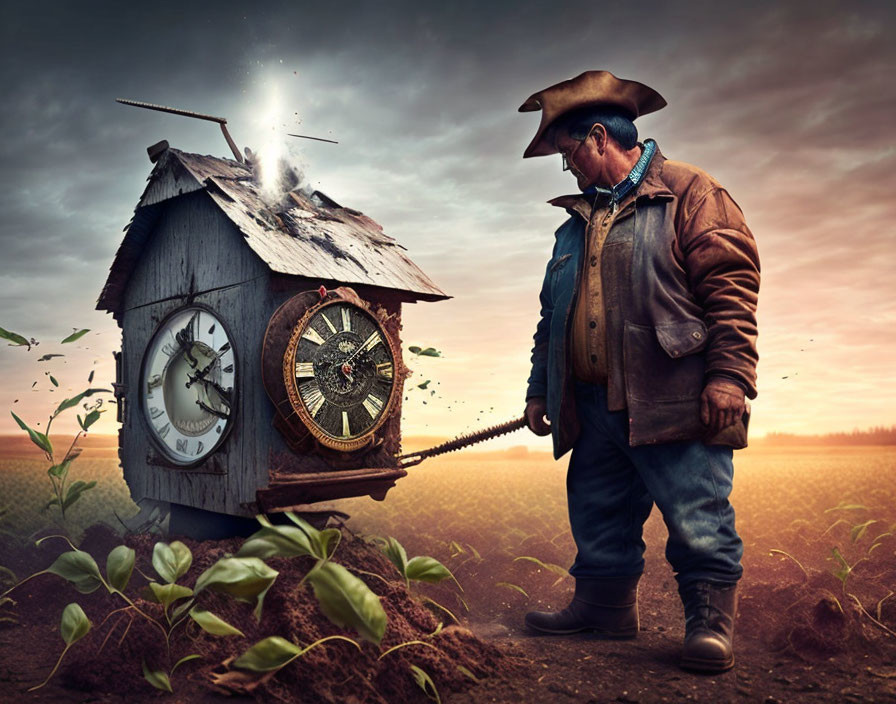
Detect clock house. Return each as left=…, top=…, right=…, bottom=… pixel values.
left=97, top=140, right=449, bottom=533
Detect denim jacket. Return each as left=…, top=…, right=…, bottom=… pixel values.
left=525, top=144, right=760, bottom=459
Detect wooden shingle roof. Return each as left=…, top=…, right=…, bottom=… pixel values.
left=97, top=147, right=449, bottom=316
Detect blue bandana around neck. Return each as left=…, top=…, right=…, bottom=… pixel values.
left=582, top=138, right=657, bottom=203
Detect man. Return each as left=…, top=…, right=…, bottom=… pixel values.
left=520, top=70, right=760, bottom=673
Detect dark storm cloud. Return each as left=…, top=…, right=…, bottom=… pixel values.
left=1, top=0, right=895, bottom=435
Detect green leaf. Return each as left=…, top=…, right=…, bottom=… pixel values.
left=81, top=409, right=101, bottom=431
left=418, top=347, right=441, bottom=357
left=383, top=537, right=409, bottom=578
left=53, top=387, right=111, bottom=417
left=234, top=636, right=301, bottom=672
left=47, top=459, right=73, bottom=479
left=409, top=665, right=441, bottom=704
left=62, top=480, right=96, bottom=510
left=829, top=546, right=851, bottom=585
left=513, top=555, right=569, bottom=578
left=171, top=654, right=201, bottom=676
left=457, top=665, right=480, bottom=683
left=47, top=550, right=104, bottom=594
left=142, top=660, right=172, bottom=693
left=106, top=545, right=135, bottom=592
left=170, top=598, right=195, bottom=623
left=147, top=583, right=193, bottom=613
left=169, top=541, right=193, bottom=581
left=152, top=541, right=191, bottom=583
left=188, top=607, right=244, bottom=637
left=851, top=520, right=879, bottom=543
left=305, top=560, right=386, bottom=645
left=61, top=329, right=90, bottom=344
left=60, top=602, right=91, bottom=645
left=408, top=346, right=422, bottom=354
left=417, top=380, right=431, bottom=389
left=406, top=556, right=455, bottom=585
left=496, top=581, right=529, bottom=598
left=233, top=635, right=360, bottom=673
left=87, top=370, right=94, bottom=383
left=283, top=512, right=341, bottom=560
left=10, top=411, right=52, bottom=455
left=0, top=326, right=30, bottom=348
left=49, top=375, right=59, bottom=387
left=194, top=557, right=277, bottom=621
left=824, top=502, right=870, bottom=513
left=237, top=524, right=315, bottom=560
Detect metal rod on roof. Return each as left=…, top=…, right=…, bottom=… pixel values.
left=116, top=98, right=245, bottom=163
left=287, top=133, right=339, bottom=144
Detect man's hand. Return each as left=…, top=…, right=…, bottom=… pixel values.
left=700, top=378, right=746, bottom=435
left=525, top=396, right=551, bottom=436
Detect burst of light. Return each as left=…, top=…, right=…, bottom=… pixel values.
left=254, top=79, right=285, bottom=200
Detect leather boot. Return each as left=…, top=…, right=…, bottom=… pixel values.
left=678, top=581, right=737, bottom=672
left=524, top=575, right=640, bottom=637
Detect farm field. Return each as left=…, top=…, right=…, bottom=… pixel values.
left=0, top=436, right=894, bottom=702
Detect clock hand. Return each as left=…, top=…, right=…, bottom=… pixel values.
left=195, top=399, right=230, bottom=419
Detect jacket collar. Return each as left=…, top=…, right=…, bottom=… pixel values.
left=548, top=141, right=675, bottom=221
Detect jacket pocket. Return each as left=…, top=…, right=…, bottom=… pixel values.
left=654, top=320, right=708, bottom=358
left=623, top=320, right=706, bottom=403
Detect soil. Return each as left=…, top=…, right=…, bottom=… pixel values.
left=1, top=521, right=895, bottom=704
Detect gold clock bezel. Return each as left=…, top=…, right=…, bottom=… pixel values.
left=282, top=297, right=400, bottom=452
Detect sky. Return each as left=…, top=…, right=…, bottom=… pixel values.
left=0, top=0, right=894, bottom=450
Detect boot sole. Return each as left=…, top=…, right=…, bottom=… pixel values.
left=679, top=654, right=735, bottom=673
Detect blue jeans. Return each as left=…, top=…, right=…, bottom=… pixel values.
left=567, top=379, right=743, bottom=588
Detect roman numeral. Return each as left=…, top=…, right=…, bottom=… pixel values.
left=341, top=307, right=352, bottom=332
left=375, top=362, right=393, bottom=380
left=149, top=406, right=164, bottom=419
left=176, top=438, right=188, bottom=453
left=162, top=342, right=178, bottom=357
left=299, top=380, right=326, bottom=417
left=342, top=411, right=351, bottom=437
left=156, top=422, right=170, bottom=439
left=362, top=393, right=384, bottom=419
left=295, top=361, right=314, bottom=378
left=196, top=441, right=204, bottom=455
left=223, top=364, right=234, bottom=374
left=219, top=342, right=231, bottom=354
left=302, top=326, right=326, bottom=346
left=360, top=331, right=382, bottom=353
left=321, top=312, right=338, bottom=334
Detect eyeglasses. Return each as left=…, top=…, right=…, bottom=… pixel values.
left=559, top=125, right=597, bottom=172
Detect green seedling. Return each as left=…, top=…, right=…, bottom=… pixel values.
left=514, top=555, right=569, bottom=587
left=237, top=512, right=341, bottom=563
left=496, top=581, right=529, bottom=599
left=10, top=381, right=111, bottom=523
left=3, top=536, right=263, bottom=692
left=828, top=546, right=868, bottom=593
left=381, top=537, right=464, bottom=623
left=233, top=634, right=360, bottom=673
left=28, top=603, right=91, bottom=691
left=239, top=513, right=386, bottom=644
left=409, top=664, right=442, bottom=704
left=768, top=549, right=809, bottom=580
left=382, top=537, right=462, bottom=591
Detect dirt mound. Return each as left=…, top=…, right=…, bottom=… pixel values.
left=1, top=523, right=518, bottom=703
left=739, top=574, right=891, bottom=659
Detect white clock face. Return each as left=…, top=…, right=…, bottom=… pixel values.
left=141, top=307, right=236, bottom=464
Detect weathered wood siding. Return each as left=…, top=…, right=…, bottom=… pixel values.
left=120, top=191, right=408, bottom=516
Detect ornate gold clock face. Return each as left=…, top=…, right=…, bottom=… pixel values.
left=284, top=300, right=398, bottom=451
left=141, top=307, right=236, bottom=464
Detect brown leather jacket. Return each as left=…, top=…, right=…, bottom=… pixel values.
left=526, top=143, right=760, bottom=456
